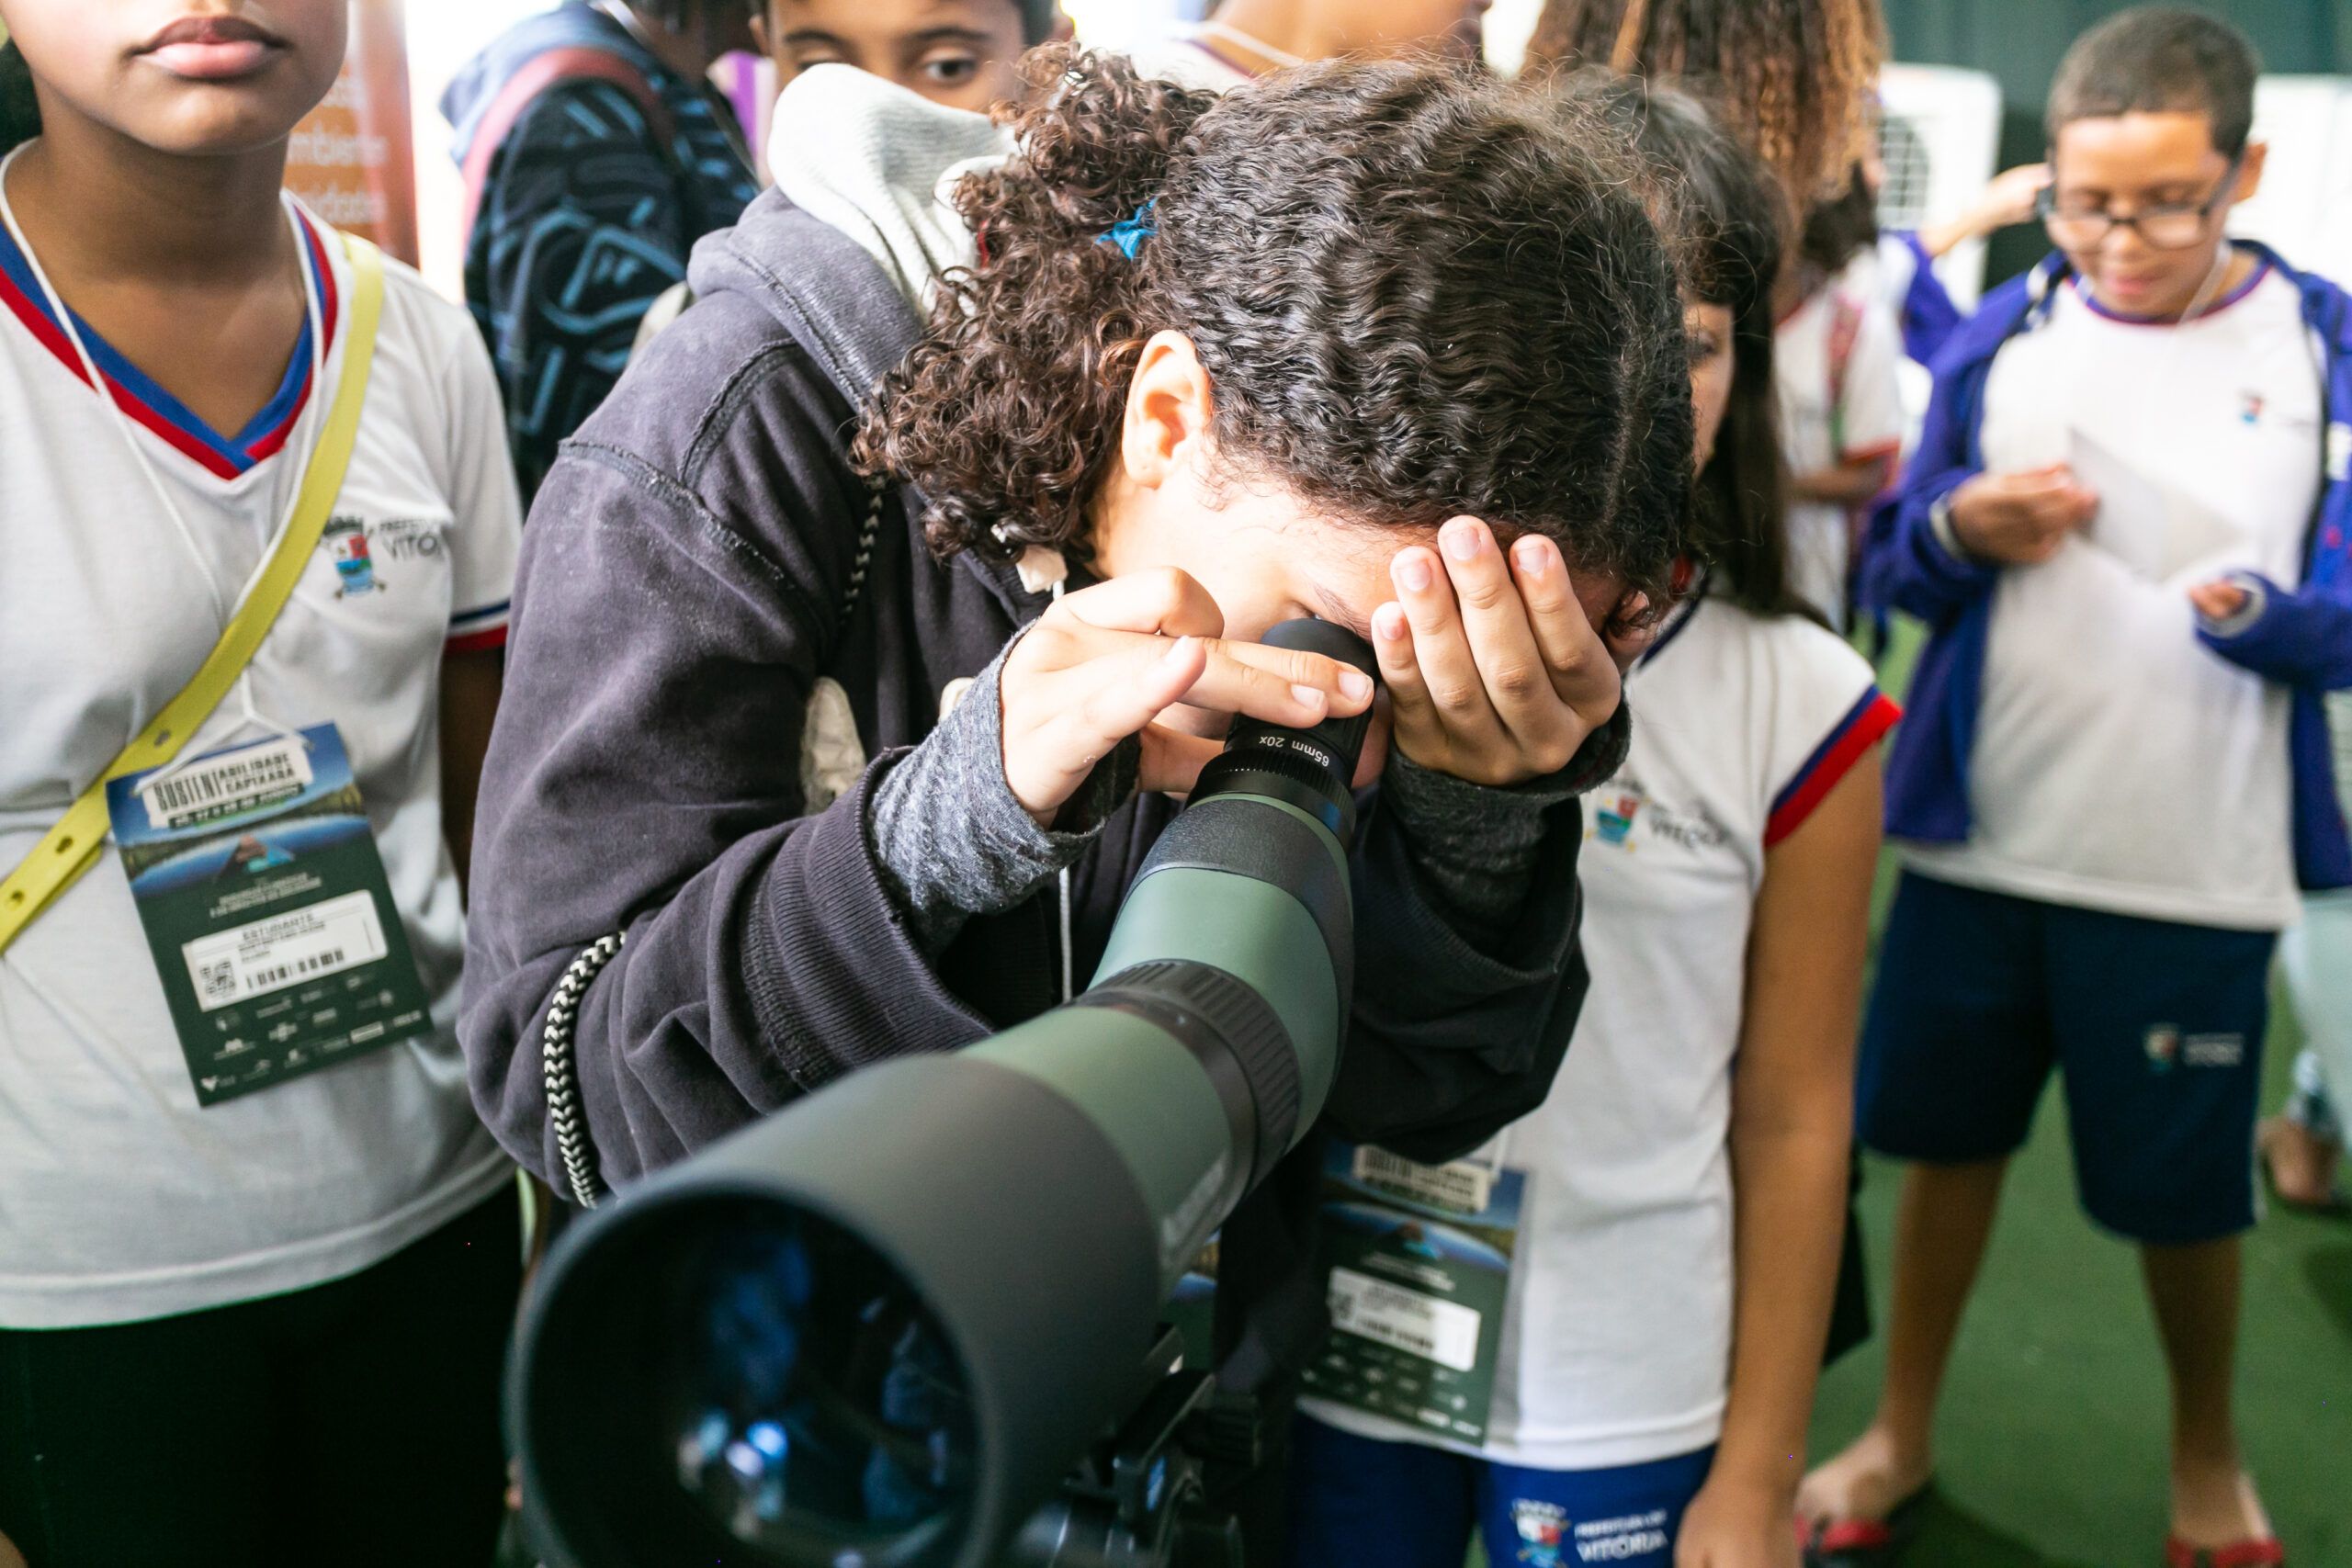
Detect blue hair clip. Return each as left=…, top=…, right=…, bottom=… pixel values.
left=1099, top=200, right=1158, bottom=261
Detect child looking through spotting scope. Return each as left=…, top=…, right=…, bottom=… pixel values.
left=460, top=47, right=1691, bottom=1560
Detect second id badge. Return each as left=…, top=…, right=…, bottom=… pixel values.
left=1300, top=1142, right=1527, bottom=1444
left=104, top=723, right=434, bottom=1106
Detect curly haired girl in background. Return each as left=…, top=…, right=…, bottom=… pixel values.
left=1284, top=76, right=1894, bottom=1568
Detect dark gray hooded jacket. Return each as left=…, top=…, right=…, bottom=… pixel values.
left=459, top=186, right=1623, bottom=1386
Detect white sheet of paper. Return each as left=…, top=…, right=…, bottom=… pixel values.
left=2068, top=428, right=2168, bottom=580
left=2159, top=486, right=2245, bottom=580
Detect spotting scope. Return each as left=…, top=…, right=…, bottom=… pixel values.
left=510, top=619, right=1377, bottom=1568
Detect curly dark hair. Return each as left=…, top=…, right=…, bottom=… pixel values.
left=1526, top=0, right=1885, bottom=208
left=1554, top=72, right=1808, bottom=624
left=857, top=46, right=1694, bottom=609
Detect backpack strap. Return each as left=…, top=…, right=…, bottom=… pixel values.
left=458, top=46, right=676, bottom=244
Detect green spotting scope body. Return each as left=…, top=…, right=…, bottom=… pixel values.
left=510, top=620, right=1378, bottom=1568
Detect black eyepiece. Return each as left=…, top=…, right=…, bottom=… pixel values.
left=1189, top=620, right=1379, bottom=846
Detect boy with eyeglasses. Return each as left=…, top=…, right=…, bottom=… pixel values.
left=1808, top=10, right=2352, bottom=1564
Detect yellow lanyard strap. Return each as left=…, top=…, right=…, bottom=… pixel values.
left=0, top=232, right=385, bottom=956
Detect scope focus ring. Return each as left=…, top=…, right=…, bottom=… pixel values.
left=1076, top=959, right=1300, bottom=1190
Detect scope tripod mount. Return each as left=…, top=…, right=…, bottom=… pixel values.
left=1001, top=1325, right=1250, bottom=1568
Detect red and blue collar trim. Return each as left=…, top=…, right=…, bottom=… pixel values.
left=0, top=208, right=338, bottom=480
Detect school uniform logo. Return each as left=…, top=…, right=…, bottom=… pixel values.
left=2240, top=390, right=2266, bottom=425
left=1594, top=789, right=1645, bottom=846
left=323, top=516, right=379, bottom=595
left=2145, top=1024, right=2245, bottom=1072
left=1510, top=1499, right=1568, bottom=1568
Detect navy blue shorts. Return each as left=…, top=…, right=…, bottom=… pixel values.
left=1858, top=872, right=2274, bottom=1245
left=1285, top=1415, right=1713, bottom=1568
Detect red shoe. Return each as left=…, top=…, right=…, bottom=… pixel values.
left=2165, top=1537, right=2286, bottom=1568
left=1795, top=1486, right=1930, bottom=1567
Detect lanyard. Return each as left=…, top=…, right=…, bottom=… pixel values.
left=0, top=142, right=328, bottom=632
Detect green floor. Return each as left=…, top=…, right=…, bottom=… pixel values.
left=1801, top=620, right=2352, bottom=1565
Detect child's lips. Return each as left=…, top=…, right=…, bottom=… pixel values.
left=137, top=17, right=284, bottom=80
left=145, top=38, right=276, bottom=77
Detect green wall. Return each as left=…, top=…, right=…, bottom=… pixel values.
left=1885, top=0, right=2352, bottom=281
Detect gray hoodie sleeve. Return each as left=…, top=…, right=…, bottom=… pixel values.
left=867, top=638, right=1137, bottom=952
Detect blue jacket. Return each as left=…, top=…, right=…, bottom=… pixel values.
left=1887, top=231, right=1964, bottom=368
left=1859, top=241, right=2352, bottom=890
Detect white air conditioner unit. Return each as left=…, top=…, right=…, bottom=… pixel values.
left=2230, top=75, right=2352, bottom=283
left=1486, top=0, right=1545, bottom=77
left=1069, top=0, right=1207, bottom=51
left=1874, top=63, right=2004, bottom=311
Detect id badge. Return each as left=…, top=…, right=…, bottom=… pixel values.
left=1301, top=1142, right=1526, bottom=1444
left=104, top=724, right=434, bottom=1106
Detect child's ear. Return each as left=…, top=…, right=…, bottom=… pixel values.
left=749, top=11, right=772, bottom=59
left=2233, top=141, right=2268, bottom=206
left=1050, top=14, right=1076, bottom=43
left=1121, top=332, right=1216, bottom=491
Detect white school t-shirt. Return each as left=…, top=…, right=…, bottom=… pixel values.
left=0, top=195, right=522, bottom=1327
left=1303, top=592, right=1895, bottom=1470
left=1775, top=273, right=1905, bottom=626
left=1902, top=252, right=2319, bottom=931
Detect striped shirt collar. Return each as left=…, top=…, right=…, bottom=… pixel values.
left=0, top=202, right=338, bottom=481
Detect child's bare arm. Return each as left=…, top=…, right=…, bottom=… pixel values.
left=438, top=649, right=503, bottom=898
left=1918, top=164, right=2052, bottom=259
left=1789, top=450, right=1897, bottom=505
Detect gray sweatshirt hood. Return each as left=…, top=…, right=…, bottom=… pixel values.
left=686, top=66, right=1010, bottom=408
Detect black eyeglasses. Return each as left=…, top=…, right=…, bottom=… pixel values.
left=2034, top=152, right=2245, bottom=252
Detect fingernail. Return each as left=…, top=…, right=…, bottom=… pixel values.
left=1291, top=683, right=1326, bottom=709
left=1397, top=555, right=1431, bottom=592
left=1443, top=524, right=1484, bottom=561
left=1513, top=538, right=1550, bottom=575
left=1160, top=637, right=1193, bottom=666
left=1375, top=604, right=1409, bottom=642
left=1339, top=670, right=1374, bottom=702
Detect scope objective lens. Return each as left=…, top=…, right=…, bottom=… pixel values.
left=662, top=1206, right=978, bottom=1568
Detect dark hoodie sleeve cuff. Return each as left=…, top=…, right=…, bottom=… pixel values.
left=1377, top=699, right=1630, bottom=946
left=867, top=638, right=1136, bottom=953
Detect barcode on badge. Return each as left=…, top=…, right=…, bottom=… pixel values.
left=1351, top=1145, right=1493, bottom=1215
left=138, top=735, right=313, bottom=831
left=181, top=891, right=387, bottom=1011
left=1326, top=1266, right=1482, bottom=1371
